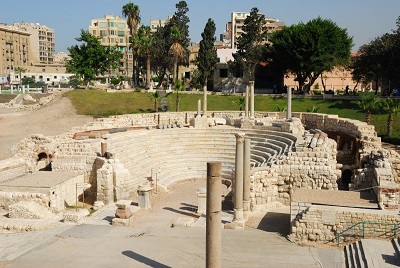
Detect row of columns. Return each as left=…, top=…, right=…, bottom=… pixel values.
left=244, top=81, right=255, bottom=119
left=233, top=133, right=251, bottom=222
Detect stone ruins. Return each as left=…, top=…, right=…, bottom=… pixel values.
left=0, top=94, right=400, bottom=247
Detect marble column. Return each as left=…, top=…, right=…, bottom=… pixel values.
left=202, top=85, right=207, bottom=116
left=206, top=162, right=221, bottom=268
left=245, top=85, right=249, bottom=118
left=137, top=184, right=153, bottom=209
left=234, top=133, right=245, bottom=221
left=243, top=138, right=251, bottom=213
left=197, top=99, right=201, bottom=117
left=286, top=86, right=292, bottom=120
left=249, top=81, right=255, bottom=119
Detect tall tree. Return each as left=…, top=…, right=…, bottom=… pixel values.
left=150, top=25, right=173, bottom=87
left=169, top=26, right=185, bottom=83
left=269, top=17, right=352, bottom=93
left=167, top=1, right=191, bottom=80
left=122, top=2, right=141, bottom=86
left=136, top=25, right=153, bottom=89
left=230, top=7, right=267, bottom=82
left=196, top=18, right=218, bottom=114
left=66, top=30, right=122, bottom=87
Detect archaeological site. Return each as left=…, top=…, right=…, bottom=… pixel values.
left=1, top=90, right=400, bottom=266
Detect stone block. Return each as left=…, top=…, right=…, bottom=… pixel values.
left=115, top=199, right=132, bottom=210
left=115, top=208, right=132, bottom=219
left=63, top=209, right=90, bottom=223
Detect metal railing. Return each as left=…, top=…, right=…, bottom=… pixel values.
left=336, top=221, right=400, bottom=247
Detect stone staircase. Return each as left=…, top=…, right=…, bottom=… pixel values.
left=343, top=238, right=400, bottom=267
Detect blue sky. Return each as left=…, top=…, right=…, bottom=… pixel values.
left=2, top=0, right=399, bottom=53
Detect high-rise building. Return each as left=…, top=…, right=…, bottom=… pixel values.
left=11, top=22, right=55, bottom=65
left=0, top=24, right=30, bottom=81
left=88, top=15, right=132, bottom=78
left=230, top=11, right=284, bottom=49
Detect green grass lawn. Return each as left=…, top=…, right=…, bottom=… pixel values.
left=64, top=90, right=400, bottom=144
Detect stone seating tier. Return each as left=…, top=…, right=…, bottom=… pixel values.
left=105, top=128, right=296, bottom=189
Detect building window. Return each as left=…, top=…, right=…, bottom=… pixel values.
left=118, top=31, right=125, bottom=37
left=92, top=30, right=97, bottom=35
left=100, top=30, right=107, bottom=37
left=99, top=22, right=107, bottom=28
left=118, top=23, right=125, bottom=29
left=108, top=22, right=115, bottom=27
left=109, top=30, right=115, bottom=36
left=219, top=69, right=228, bottom=78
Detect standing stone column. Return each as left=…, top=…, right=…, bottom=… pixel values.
left=249, top=81, right=255, bottom=119
left=202, top=85, right=207, bottom=116
left=243, top=138, right=251, bottom=214
left=206, top=162, right=221, bottom=268
left=197, top=99, right=201, bottom=117
left=234, top=133, right=245, bottom=221
left=101, top=142, right=107, bottom=157
left=286, top=86, right=292, bottom=120
left=245, top=85, right=249, bottom=118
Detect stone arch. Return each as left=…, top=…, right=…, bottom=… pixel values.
left=37, top=151, right=52, bottom=171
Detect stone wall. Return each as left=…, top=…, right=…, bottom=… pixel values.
left=250, top=130, right=339, bottom=208
left=289, top=204, right=400, bottom=244
left=0, top=192, right=49, bottom=209
left=0, top=158, right=27, bottom=182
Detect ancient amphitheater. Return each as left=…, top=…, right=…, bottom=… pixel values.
left=1, top=93, right=400, bottom=266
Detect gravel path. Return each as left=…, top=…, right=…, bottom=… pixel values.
left=0, top=92, right=94, bottom=160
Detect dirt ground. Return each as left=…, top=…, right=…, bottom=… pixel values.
left=0, top=92, right=94, bottom=160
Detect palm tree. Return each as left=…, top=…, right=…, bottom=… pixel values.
left=15, top=67, right=26, bottom=87
left=354, top=92, right=381, bottom=124
left=122, top=2, right=141, bottom=86
left=232, top=96, right=245, bottom=111
left=136, top=26, right=153, bottom=89
left=382, top=98, right=400, bottom=137
left=148, top=91, right=161, bottom=112
left=169, top=26, right=185, bottom=83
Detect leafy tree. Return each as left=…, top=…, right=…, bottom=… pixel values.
left=381, top=98, right=400, bottom=137
left=151, top=24, right=173, bottom=87
left=66, top=30, right=122, bottom=87
left=169, top=26, right=185, bottom=83
left=230, top=7, right=267, bottom=82
left=22, top=76, right=35, bottom=85
left=351, top=17, right=400, bottom=95
left=269, top=17, right=352, bottom=93
left=122, top=2, right=141, bottom=86
left=15, top=67, right=26, bottom=85
left=353, top=92, right=380, bottom=124
left=136, top=25, right=153, bottom=89
left=196, top=18, right=218, bottom=114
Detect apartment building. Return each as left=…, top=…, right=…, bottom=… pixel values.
left=0, top=24, right=30, bottom=83
left=230, top=11, right=284, bottom=48
left=11, top=22, right=55, bottom=65
left=150, top=16, right=172, bottom=32
left=88, top=15, right=132, bottom=78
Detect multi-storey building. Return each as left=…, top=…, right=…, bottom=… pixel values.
left=150, top=16, right=172, bottom=33
left=230, top=11, right=284, bottom=49
left=0, top=24, right=30, bottom=83
left=88, top=15, right=132, bottom=78
left=11, top=22, right=55, bottom=65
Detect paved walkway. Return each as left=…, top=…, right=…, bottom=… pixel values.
left=0, top=180, right=344, bottom=267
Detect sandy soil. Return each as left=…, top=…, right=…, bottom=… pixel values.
left=0, top=92, right=94, bottom=161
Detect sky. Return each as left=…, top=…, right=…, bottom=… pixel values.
left=2, top=0, right=399, bottom=53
